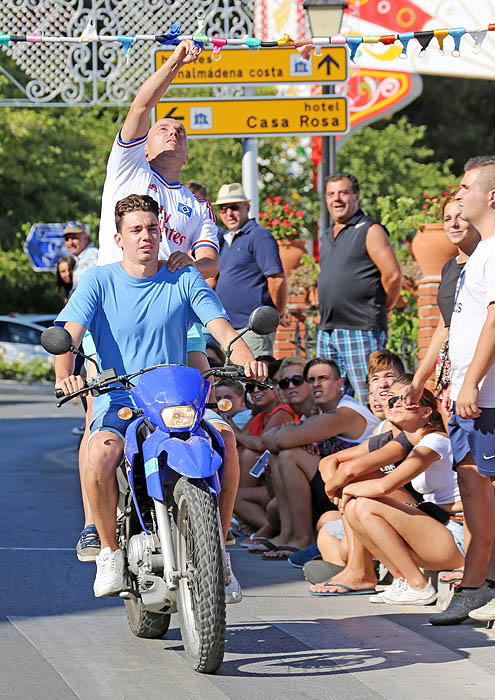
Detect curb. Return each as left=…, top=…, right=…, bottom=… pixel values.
left=0, top=380, right=53, bottom=395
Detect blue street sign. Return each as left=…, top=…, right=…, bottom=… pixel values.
left=24, top=224, right=70, bottom=272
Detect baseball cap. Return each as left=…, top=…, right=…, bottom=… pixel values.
left=63, top=221, right=86, bottom=237
left=213, top=183, right=250, bottom=206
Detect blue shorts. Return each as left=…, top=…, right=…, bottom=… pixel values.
left=445, top=518, right=465, bottom=556
left=449, top=404, right=495, bottom=476
left=89, top=405, right=130, bottom=444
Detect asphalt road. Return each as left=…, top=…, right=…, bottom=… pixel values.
left=1, top=387, right=494, bottom=700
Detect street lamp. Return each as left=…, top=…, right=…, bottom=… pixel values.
left=303, top=0, right=347, bottom=39
left=303, top=0, right=347, bottom=233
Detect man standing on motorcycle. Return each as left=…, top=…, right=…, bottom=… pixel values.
left=54, top=194, right=267, bottom=598
left=77, top=39, right=245, bottom=601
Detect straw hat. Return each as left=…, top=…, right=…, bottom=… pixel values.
left=213, top=183, right=250, bottom=206
left=63, top=221, right=87, bottom=236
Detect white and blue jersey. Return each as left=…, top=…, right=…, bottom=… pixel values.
left=98, top=129, right=219, bottom=266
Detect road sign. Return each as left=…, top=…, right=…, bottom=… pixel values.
left=24, top=224, right=69, bottom=272
left=154, top=96, right=349, bottom=138
left=154, top=47, right=348, bottom=86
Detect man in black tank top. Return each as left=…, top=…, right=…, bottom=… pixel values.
left=317, top=172, right=401, bottom=404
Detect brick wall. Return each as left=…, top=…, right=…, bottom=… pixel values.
left=416, top=275, right=441, bottom=389
left=273, top=292, right=318, bottom=359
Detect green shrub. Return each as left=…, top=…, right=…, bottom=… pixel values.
left=0, top=356, right=54, bottom=383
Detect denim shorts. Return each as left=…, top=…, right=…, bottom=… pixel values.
left=445, top=518, right=465, bottom=557
left=89, top=405, right=130, bottom=444
left=449, top=404, right=495, bottom=475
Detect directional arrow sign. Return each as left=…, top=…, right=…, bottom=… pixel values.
left=154, top=47, right=348, bottom=86
left=154, top=96, right=348, bottom=138
left=24, top=224, right=70, bottom=272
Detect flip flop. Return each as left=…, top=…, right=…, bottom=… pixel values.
left=262, top=546, right=300, bottom=561
left=248, top=538, right=279, bottom=553
left=239, top=535, right=269, bottom=548
left=439, top=569, right=464, bottom=583
left=310, top=583, right=377, bottom=596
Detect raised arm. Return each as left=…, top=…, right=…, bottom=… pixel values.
left=403, top=316, right=449, bottom=405
left=121, top=41, right=198, bottom=142
left=366, top=224, right=402, bottom=310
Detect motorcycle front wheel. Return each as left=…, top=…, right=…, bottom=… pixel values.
left=173, top=477, right=226, bottom=674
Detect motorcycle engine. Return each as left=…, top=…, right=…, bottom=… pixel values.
left=127, top=533, right=162, bottom=577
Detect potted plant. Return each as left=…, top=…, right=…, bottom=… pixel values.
left=410, top=187, right=458, bottom=277
left=259, top=196, right=310, bottom=277
left=287, top=253, right=320, bottom=307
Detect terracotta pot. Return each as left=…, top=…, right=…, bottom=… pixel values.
left=277, top=239, right=307, bottom=278
left=411, top=223, right=457, bottom=277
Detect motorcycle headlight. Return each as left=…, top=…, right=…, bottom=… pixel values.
left=160, top=405, right=196, bottom=429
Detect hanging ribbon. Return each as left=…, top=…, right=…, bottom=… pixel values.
left=26, top=32, right=42, bottom=43
left=277, top=33, right=294, bottom=47
left=117, top=35, right=134, bottom=63
left=448, top=27, right=466, bottom=57
left=415, top=30, right=434, bottom=56
left=0, top=34, right=10, bottom=46
left=346, top=35, right=363, bottom=63
left=398, top=31, right=414, bottom=58
left=433, top=28, right=449, bottom=53
left=210, top=36, right=226, bottom=61
left=380, top=35, right=396, bottom=45
left=363, top=35, right=380, bottom=43
left=330, top=33, right=346, bottom=45
left=79, top=17, right=98, bottom=42
left=469, top=30, right=486, bottom=53
left=156, top=24, right=182, bottom=46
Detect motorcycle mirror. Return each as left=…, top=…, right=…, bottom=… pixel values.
left=248, top=306, right=280, bottom=336
left=41, top=326, right=74, bottom=355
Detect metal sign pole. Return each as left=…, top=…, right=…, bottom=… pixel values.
left=242, top=137, right=259, bottom=220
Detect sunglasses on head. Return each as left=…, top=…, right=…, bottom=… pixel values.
left=278, top=375, right=305, bottom=390
left=218, top=204, right=240, bottom=213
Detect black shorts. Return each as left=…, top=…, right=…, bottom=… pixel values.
left=310, top=469, right=337, bottom=525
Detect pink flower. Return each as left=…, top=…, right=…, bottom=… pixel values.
left=271, top=218, right=280, bottom=226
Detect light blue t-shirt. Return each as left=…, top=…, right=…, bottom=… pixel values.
left=57, top=262, right=228, bottom=414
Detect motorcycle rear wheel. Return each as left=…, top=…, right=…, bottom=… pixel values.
left=124, top=594, right=171, bottom=639
left=173, top=477, right=226, bottom=674
left=123, top=499, right=171, bottom=639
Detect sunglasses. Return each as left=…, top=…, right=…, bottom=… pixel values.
left=246, top=383, right=271, bottom=394
left=387, top=395, right=426, bottom=410
left=218, top=204, right=240, bottom=213
left=278, top=375, right=305, bottom=390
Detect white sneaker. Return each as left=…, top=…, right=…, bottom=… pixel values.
left=383, top=580, right=437, bottom=605
left=94, top=547, right=125, bottom=597
left=224, top=552, right=242, bottom=604
left=370, top=577, right=406, bottom=603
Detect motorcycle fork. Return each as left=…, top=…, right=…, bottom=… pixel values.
left=153, top=498, right=179, bottom=591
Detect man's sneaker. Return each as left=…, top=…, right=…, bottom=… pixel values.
left=224, top=552, right=242, bottom=604
left=369, top=577, right=406, bottom=603
left=76, top=525, right=101, bottom=562
left=93, top=547, right=125, bottom=597
left=468, top=597, right=495, bottom=622
left=383, top=580, right=437, bottom=605
left=288, top=543, right=320, bottom=568
left=429, top=584, right=495, bottom=625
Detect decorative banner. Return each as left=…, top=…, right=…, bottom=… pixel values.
left=342, top=0, right=495, bottom=78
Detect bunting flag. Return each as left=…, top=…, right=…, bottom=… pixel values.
left=0, top=13, right=494, bottom=65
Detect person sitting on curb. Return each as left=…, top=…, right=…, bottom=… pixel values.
left=235, top=356, right=315, bottom=544
left=317, top=382, right=464, bottom=606
left=255, top=357, right=378, bottom=560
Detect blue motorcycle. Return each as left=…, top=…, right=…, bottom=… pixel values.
left=41, top=306, right=278, bottom=674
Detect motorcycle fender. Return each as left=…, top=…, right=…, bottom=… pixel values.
left=142, top=431, right=222, bottom=486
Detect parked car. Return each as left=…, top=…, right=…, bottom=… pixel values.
left=0, top=316, right=51, bottom=363
left=18, top=314, right=57, bottom=329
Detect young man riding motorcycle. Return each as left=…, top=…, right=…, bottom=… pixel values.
left=54, top=194, right=267, bottom=598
